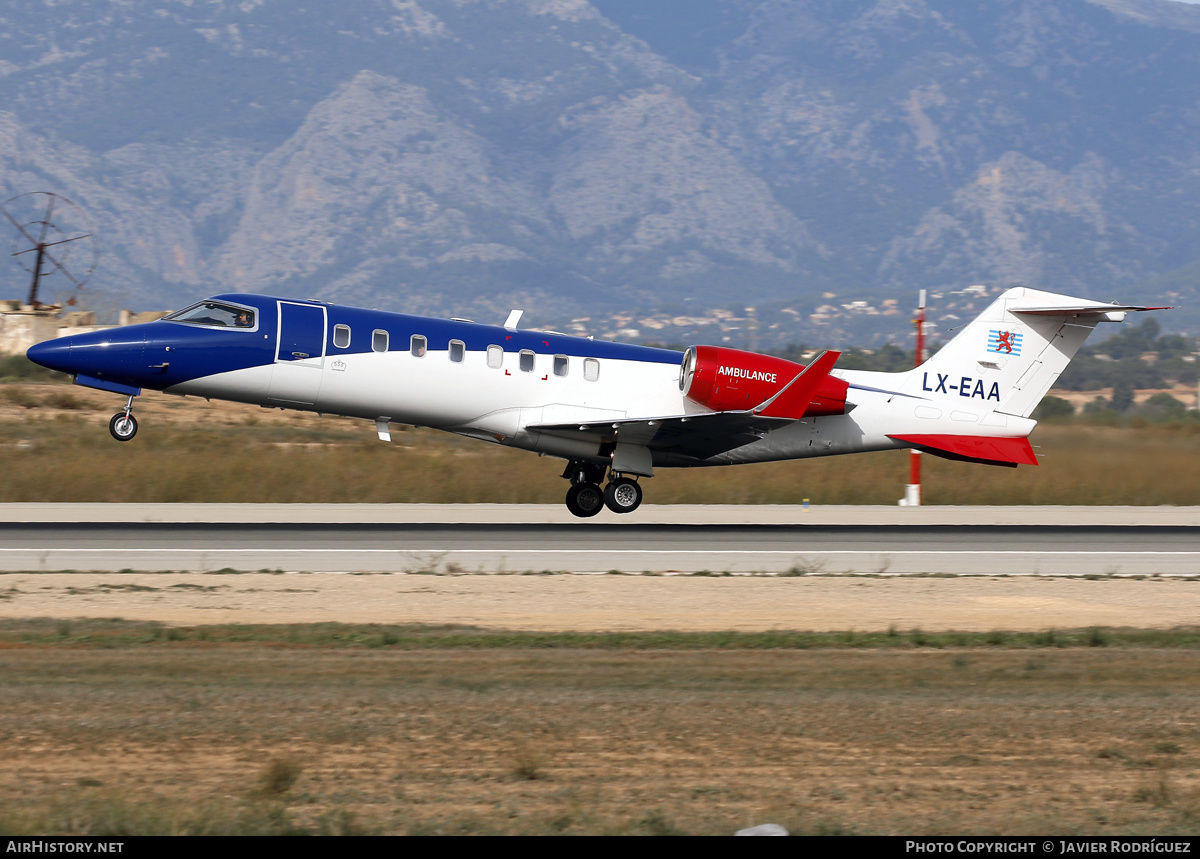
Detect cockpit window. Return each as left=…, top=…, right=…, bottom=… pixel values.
left=166, top=302, right=256, bottom=329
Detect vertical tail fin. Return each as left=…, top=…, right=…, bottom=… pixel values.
left=901, top=287, right=1167, bottom=418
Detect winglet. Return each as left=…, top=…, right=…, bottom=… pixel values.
left=753, top=350, right=841, bottom=420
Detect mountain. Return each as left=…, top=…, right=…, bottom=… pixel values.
left=1, top=0, right=1199, bottom=345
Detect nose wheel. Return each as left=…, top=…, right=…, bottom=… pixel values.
left=108, top=395, right=139, bottom=441
left=109, top=413, right=138, bottom=441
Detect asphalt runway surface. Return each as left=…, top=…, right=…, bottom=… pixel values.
left=1, top=506, right=1198, bottom=574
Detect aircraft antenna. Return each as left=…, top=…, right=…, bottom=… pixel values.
left=1, top=192, right=97, bottom=308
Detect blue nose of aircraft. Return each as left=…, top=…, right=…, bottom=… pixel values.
left=26, top=337, right=75, bottom=374
left=27, top=328, right=147, bottom=387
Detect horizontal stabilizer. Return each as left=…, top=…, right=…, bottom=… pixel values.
left=887, top=434, right=1038, bottom=468
left=1013, top=304, right=1172, bottom=317
left=753, top=350, right=841, bottom=419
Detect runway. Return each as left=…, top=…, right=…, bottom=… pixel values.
left=1, top=504, right=1197, bottom=575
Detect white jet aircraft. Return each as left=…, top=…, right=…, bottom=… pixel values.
left=26, top=287, right=1164, bottom=516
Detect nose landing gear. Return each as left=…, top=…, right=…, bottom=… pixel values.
left=108, top=395, right=138, bottom=441
left=562, top=461, right=646, bottom=517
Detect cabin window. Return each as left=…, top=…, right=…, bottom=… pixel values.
left=553, top=355, right=568, bottom=377
left=333, top=324, right=351, bottom=348
left=410, top=335, right=427, bottom=357
left=487, top=345, right=503, bottom=369
left=449, top=340, right=465, bottom=363
left=584, top=358, right=600, bottom=382
left=372, top=330, right=388, bottom=352
left=165, top=302, right=255, bottom=330
left=519, top=350, right=535, bottom=372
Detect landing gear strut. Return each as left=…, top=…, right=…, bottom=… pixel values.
left=561, top=461, right=646, bottom=517
left=108, top=395, right=138, bottom=442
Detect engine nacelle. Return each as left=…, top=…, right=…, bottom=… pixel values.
left=679, top=345, right=847, bottom=416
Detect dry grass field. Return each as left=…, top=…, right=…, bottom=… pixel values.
left=1, top=624, right=1199, bottom=836
left=0, top=380, right=1198, bottom=505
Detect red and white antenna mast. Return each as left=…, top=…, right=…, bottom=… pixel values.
left=903, top=289, right=927, bottom=507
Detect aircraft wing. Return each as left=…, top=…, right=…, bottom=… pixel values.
left=530, top=410, right=794, bottom=461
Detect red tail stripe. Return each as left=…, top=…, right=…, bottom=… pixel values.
left=888, top=434, right=1038, bottom=466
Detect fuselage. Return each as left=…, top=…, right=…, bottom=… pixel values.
left=25, top=292, right=1033, bottom=469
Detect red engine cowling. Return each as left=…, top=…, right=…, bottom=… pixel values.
left=679, top=345, right=847, bottom=416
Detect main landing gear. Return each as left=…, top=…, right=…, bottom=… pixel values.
left=562, top=461, right=644, bottom=518
left=108, top=395, right=138, bottom=442
left=603, top=477, right=643, bottom=514
left=565, top=482, right=604, bottom=518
